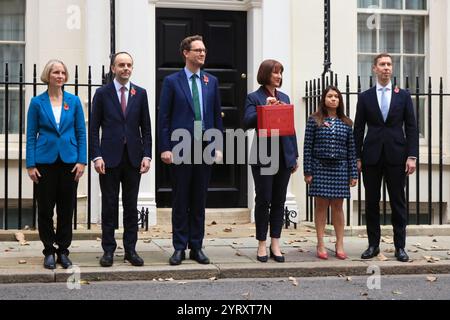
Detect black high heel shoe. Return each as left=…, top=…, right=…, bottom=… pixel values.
left=256, top=248, right=268, bottom=263
left=270, top=247, right=285, bottom=263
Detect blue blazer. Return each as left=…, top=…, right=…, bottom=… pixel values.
left=158, top=70, right=223, bottom=153
left=26, top=91, right=87, bottom=168
left=90, top=82, right=152, bottom=168
left=243, top=86, right=299, bottom=169
left=354, top=86, right=418, bottom=166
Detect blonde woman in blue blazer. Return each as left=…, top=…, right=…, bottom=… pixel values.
left=26, top=59, right=87, bottom=269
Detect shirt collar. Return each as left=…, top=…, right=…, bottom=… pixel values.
left=377, top=81, right=392, bottom=91
left=113, top=78, right=130, bottom=92
left=184, top=67, right=201, bottom=80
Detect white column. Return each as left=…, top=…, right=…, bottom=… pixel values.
left=85, top=0, right=110, bottom=224
left=261, top=0, right=298, bottom=217
left=114, top=0, right=157, bottom=225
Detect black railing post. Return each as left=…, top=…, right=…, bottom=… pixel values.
left=439, top=78, right=443, bottom=225
left=4, top=63, right=9, bottom=229
left=415, top=76, right=420, bottom=224
left=405, top=76, right=410, bottom=225
left=427, top=77, right=432, bottom=224
left=346, top=75, right=351, bottom=226
left=305, top=81, right=309, bottom=222
left=322, top=0, right=331, bottom=90
left=357, top=76, right=362, bottom=226
left=87, top=66, right=92, bottom=230
left=73, top=66, right=79, bottom=230
left=110, top=0, right=116, bottom=55
left=32, top=64, right=37, bottom=229
left=18, top=64, right=24, bottom=229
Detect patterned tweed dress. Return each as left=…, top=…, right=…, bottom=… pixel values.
left=303, top=116, right=358, bottom=198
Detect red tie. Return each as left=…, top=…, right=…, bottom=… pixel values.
left=120, top=86, right=127, bottom=115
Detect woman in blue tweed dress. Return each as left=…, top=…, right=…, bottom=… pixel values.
left=303, top=86, right=358, bottom=260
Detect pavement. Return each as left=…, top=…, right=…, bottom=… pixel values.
left=0, top=222, right=450, bottom=284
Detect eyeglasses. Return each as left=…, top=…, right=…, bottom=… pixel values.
left=190, top=48, right=207, bottom=54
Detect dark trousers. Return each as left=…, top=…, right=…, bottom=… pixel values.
left=36, top=160, right=76, bottom=256
left=251, top=165, right=292, bottom=241
left=99, top=147, right=141, bottom=254
left=170, top=163, right=212, bottom=250
left=363, top=157, right=407, bottom=249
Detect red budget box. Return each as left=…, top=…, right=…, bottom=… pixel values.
left=256, top=104, right=295, bottom=137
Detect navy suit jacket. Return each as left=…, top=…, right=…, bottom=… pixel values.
left=158, top=70, right=223, bottom=153
left=353, top=86, right=418, bottom=166
left=90, top=82, right=152, bottom=168
left=243, top=86, right=299, bottom=169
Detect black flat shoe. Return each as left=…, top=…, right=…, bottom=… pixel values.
left=169, top=250, right=185, bottom=265
left=361, top=246, right=380, bottom=259
left=56, top=253, right=72, bottom=269
left=100, top=252, right=114, bottom=267
left=43, top=254, right=56, bottom=269
left=124, top=251, right=144, bottom=266
left=270, top=247, right=285, bottom=263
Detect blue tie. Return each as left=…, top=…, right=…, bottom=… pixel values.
left=380, top=87, right=389, bottom=122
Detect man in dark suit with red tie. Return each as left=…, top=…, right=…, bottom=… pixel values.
left=90, top=52, right=152, bottom=267
left=354, top=53, right=418, bottom=262
left=158, top=35, right=223, bottom=265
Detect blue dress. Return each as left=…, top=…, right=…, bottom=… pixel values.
left=303, top=116, right=358, bottom=198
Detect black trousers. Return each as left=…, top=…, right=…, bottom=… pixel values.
left=251, top=165, right=292, bottom=241
left=363, top=157, right=407, bottom=249
left=36, top=160, right=77, bottom=256
left=99, top=147, right=141, bottom=254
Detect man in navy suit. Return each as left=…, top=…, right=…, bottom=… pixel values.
left=90, top=52, right=152, bottom=267
left=158, top=35, right=223, bottom=265
left=354, top=53, right=418, bottom=262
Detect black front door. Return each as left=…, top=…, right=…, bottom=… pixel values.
left=155, top=8, right=247, bottom=208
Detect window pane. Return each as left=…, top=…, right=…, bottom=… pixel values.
left=404, top=16, right=425, bottom=54
left=0, top=44, right=25, bottom=82
left=358, top=55, right=376, bottom=91
left=358, top=14, right=377, bottom=53
left=382, top=0, right=402, bottom=9
left=404, top=56, right=425, bottom=91
left=379, top=15, right=401, bottom=53
left=405, top=0, right=427, bottom=10
left=358, top=0, right=380, bottom=8
left=391, top=55, right=401, bottom=86
left=0, top=0, right=25, bottom=41
left=0, top=89, right=25, bottom=134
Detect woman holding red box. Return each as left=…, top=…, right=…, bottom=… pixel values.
left=243, top=59, right=299, bottom=263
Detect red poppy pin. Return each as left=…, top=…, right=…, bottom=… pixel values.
left=394, top=86, right=400, bottom=94
left=63, top=102, right=69, bottom=111
left=130, top=87, right=136, bottom=96
left=203, top=75, right=209, bottom=85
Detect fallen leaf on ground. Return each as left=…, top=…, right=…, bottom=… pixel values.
left=358, top=234, right=368, bottom=238
left=381, top=236, right=394, bottom=244
left=346, top=277, right=352, bottom=282
left=414, top=243, right=422, bottom=248
left=408, top=249, right=418, bottom=253
left=232, top=242, right=242, bottom=245
left=80, top=280, right=90, bottom=285
left=424, top=256, right=440, bottom=263
left=426, top=276, right=437, bottom=282
left=14, top=232, right=29, bottom=246
left=209, top=277, right=217, bottom=281
left=235, top=251, right=242, bottom=256
left=432, top=239, right=438, bottom=242
left=360, top=292, right=368, bottom=296
left=143, top=239, right=152, bottom=243
left=165, top=278, right=174, bottom=282
left=115, top=253, right=123, bottom=257
left=18, top=260, right=27, bottom=264
left=96, top=237, right=102, bottom=241
left=288, top=277, right=298, bottom=286
left=23, top=225, right=30, bottom=230
left=447, top=252, right=450, bottom=255
left=242, top=292, right=251, bottom=300
left=377, top=253, right=388, bottom=261
left=211, top=221, right=217, bottom=225
left=392, top=290, right=402, bottom=295
left=223, top=228, right=232, bottom=232
left=71, top=245, right=79, bottom=248
left=158, top=278, right=164, bottom=282
left=430, top=245, right=441, bottom=249
left=384, top=248, right=395, bottom=253
left=178, top=281, right=187, bottom=284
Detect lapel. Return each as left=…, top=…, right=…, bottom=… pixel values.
left=58, top=92, right=71, bottom=131
left=200, top=71, right=208, bottom=117
left=386, top=85, right=398, bottom=121
left=106, top=82, right=124, bottom=119
left=125, top=83, right=136, bottom=118
left=177, top=70, right=195, bottom=114
left=40, top=91, right=59, bottom=132
left=369, top=86, right=385, bottom=123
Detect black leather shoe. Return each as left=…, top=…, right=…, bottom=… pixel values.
left=256, top=255, right=268, bottom=263
left=189, top=249, right=210, bottom=264
left=169, top=250, right=186, bottom=265
left=56, top=253, right=72, bottom=269
left=270, top=247, right=285, bottom=263
left=395, top=248, right=409, bottom=262
left=124, top=251, right=144, bottom=266
left=100, top=252, right=114, bottom=267
left=43, top=254, right=56, bottom=269
left=361, top=246, right=380, bottom=259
